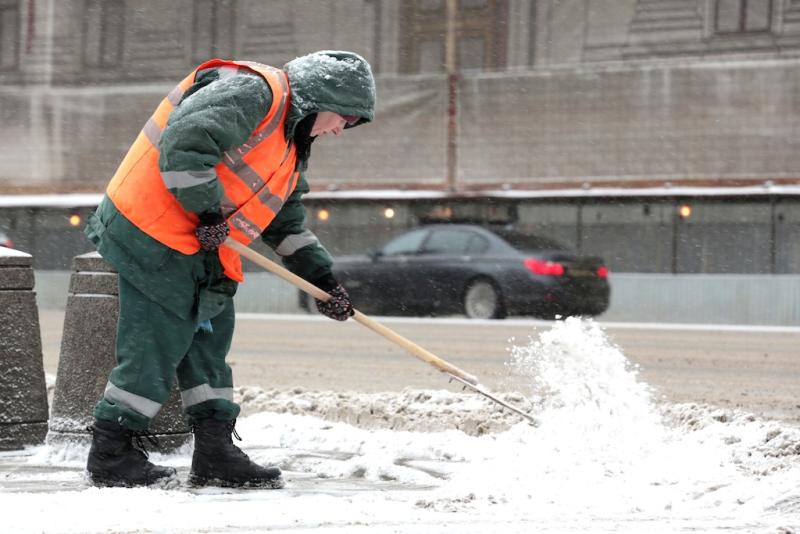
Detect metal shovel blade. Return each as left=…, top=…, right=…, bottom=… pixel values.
left=447, top=374, right=539, bottom=427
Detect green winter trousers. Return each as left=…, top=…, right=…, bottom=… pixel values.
left=93, top=275, right=240, bottom=431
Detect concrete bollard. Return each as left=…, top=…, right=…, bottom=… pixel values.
left=48, top=252, right=191, bottom=450
left=0, top=247, right=49, bottom=450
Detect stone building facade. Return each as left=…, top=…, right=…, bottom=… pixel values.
left=0, top=0, right=797, bottom=191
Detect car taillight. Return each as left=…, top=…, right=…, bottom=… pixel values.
left=524, top=258, right=565, bottom=276
left=597, top=266, right=609, bottom=279
left=2, top=240, right=11, bottom=249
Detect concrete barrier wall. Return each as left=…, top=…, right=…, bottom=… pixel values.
left=601, top=274, right=800, bottom=326
left=34, top=271, right=306, bottom=315
left=33, top=270, right=800, bottom=326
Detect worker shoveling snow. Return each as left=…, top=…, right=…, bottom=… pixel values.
left=3, top=318, right=798, bottom=533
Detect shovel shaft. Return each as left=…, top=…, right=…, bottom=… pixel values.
left=350, top=310, right=478, bottom=383
left=224, top=238, right=479, bottom=385
left=225, top=238, right=330, bottom=301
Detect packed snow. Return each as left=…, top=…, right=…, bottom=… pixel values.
left=2, top=318, right=798, bottom=533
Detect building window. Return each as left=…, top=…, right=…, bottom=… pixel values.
left=192, top=0, right=235, bottom=63
left=458, top=36, right=485, bottom=70
left=714, top=0, right=772, bottom=33
left=0, top=0, right=20, bottom=70
left=82, top=0, right=125, bottom=68
left=399, top=0, right=508, bottom=73
left=419, top=0, right=443, bottom=11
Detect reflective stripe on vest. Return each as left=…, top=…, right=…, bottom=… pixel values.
left=275, top=229, right=319, bottom=257
left=105, top=59, right=299, bottom=283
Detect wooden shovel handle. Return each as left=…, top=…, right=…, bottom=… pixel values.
left=224, top=238, right=479, bottom=385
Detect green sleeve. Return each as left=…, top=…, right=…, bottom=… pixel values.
left=158, top=71, right=272, bottom=214
left=261, top=174, right=334, bottom=283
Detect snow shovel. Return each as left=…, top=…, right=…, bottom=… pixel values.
left=225, top=238, right=537, bottom=426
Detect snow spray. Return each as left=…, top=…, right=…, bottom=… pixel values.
left=431, top=317, right=800, bottom=526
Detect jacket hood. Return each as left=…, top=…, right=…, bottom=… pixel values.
left=283, top=51, right=376, bottom=139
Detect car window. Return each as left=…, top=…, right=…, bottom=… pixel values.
left=422, top=229, right=481, bottom=255
left=466, top=234, right=489, bottom=254
left=381, top=229, right=428, bottom=256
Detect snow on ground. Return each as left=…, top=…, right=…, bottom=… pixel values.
left=2, top=318, right=799, bottom=533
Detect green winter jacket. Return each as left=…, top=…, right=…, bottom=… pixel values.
left=85, top=51, right=375, bottom=321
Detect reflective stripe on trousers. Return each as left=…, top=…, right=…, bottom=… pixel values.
left=103, top=382, right=162, bottom=419
left=181, top=383, right=234, bottom=408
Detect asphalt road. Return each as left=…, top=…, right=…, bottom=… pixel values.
left=38, top=311, right=800, bottom=424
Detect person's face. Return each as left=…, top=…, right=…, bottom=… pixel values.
left=310, top=112, right=348, bottom=137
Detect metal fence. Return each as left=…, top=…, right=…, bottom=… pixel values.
left=3, top=58, right=800, bottom=191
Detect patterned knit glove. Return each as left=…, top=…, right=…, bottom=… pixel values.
left=195, top=211, right=229, bottom=252
left=313, top=274, right=354, bottom=321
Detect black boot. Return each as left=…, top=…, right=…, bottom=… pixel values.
left=86, top=419, right=177, bottom=487
left=189, top=418, right=284, bottom=489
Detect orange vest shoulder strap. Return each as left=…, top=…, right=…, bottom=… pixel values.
left=192, top=59, right=288, bottom=130
left=228, top=60, right=289, bottom=133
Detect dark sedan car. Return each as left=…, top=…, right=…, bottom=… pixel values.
left=303, top=224, right=610, bottom=320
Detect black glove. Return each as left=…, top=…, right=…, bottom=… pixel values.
left=313, top=274, right=354, bottom=321
left=195, top=211, right=229, bottom=252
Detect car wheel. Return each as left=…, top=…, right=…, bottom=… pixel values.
left=463, top=279, right=505, bottom=320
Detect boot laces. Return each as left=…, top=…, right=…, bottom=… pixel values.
left=130, top=430, right=161, bottom=459
left=190, top=420, right=242, bottom=442
left=223, top=420, right=252, bottom=462
left=87, top=424, right=162, bottom=459
left=227, top=421, right=242, bottom=442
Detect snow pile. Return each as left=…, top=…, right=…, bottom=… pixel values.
left=234, top=386, right=529, bottom=435
left=3, top=317, right=799, bottom=533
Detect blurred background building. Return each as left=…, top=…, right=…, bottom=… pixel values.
left=0, top=0, right=798, bottom=322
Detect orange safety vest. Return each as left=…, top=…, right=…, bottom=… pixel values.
left=106, top=58, right=299, bottom=283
